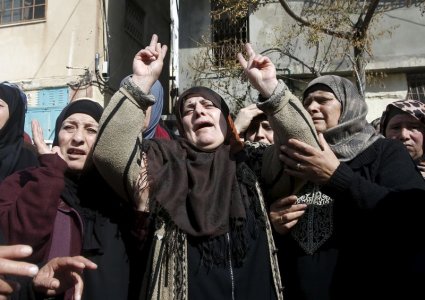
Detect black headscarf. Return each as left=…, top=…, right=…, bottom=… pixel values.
left=303, top=75, right=381, bottom=161
left=52, top=99, right=105, bottom=251
left=0, top=82, right=37, bottom=181
left=53, top=98, right=103, bottom=146
left=53, top=99, right=133, bottom=299
left=143, top=87, right=248, bottom=238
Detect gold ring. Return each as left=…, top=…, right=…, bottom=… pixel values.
left=279, top=215, right=283, bottom=224
left=296, top=163, right=301, bottom=170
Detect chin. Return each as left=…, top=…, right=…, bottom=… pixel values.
left=66, top=161, right=85, bottom=172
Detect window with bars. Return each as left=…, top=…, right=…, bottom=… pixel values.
left=211, top=2, right=249, bottom=68
left=407, top=73, right=425, bottom=102
left=124, top=0, right=145, bottom=46
left=0, top=0, right=46, bottom=26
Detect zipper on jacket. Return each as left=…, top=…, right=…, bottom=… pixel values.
left=226, top=233, right=235, bottom=300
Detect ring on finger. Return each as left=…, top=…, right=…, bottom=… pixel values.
left=296, top=163, right=301, bottom=170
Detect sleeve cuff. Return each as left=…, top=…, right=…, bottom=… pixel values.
left=256, top=80, right=287, bottom=115
left=120, top=76, right=156, bottom=110
left=325, top=162, right=354, bottom=192
left=39, top=154, right=68, bottom=173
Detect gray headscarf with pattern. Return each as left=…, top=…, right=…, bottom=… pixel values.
left=303, top=75, right=382, bottom=162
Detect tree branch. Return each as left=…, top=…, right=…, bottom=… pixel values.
left=358, top=0, right=381, bottom=37
left=277, top=0, right=352, bottom=40
left=261, top=47, right=320, bottom=76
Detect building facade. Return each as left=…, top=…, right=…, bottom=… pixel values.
left=178, top=0, right=425, bottom=121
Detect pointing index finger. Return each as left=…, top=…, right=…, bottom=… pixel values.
left=149, top=34, right=158, bottom=48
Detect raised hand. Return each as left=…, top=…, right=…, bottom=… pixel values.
left=237, top=43, right=279, bottom=98
left=0, top=245, right=39, bottom=298
left=33, top=256, right=97, bottom=300
left=132, top=34, right=168, bottom=94
left=31, top=120, right=63, bottom=158
left=234, top=103, right=265, bottom=135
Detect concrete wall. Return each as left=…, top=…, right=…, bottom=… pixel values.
left=0, top=0, right=102, bottom=101
left=178, top=0, right=425, bottom=120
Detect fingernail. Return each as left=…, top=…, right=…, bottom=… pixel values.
left=20, top=245, right=33, bottom=255
left=28, top=265, right=39, bottom=276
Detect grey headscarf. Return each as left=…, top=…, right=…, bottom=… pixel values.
left=303, top=75, right=381, bottom=162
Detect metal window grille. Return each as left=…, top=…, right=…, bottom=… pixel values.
left=124, top=0, right=145, bottom=46
left=0, top=0, right=46, bottom=26
left=211, top=3, right=249, bottom=68
left=407, top=73, right=425, bottom=102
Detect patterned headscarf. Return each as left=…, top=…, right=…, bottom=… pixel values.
left=303, top=75, right=381, bottom=162
left=380, top=98, right=425, bottom=135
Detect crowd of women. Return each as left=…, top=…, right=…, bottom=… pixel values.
left=0, top=34, right=424, bottom=300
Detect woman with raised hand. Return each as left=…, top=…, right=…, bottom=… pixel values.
left=0, top=99, right=104, bottom=299
left=92, top=32, right=329, bottom=299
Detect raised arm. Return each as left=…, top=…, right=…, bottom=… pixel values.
left=92, top=34, right=168, bottom=201
left=238, top=43, right=321, bottom=199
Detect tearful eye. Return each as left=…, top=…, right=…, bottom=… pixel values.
left=183, top=109, right=193, bottom=116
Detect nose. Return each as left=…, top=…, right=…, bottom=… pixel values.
left=398, top=127, right=411, bottom=141
left=193, top=102, right=206, bottom=116
left=71, top=128, right=85, bottom=144
left=306, top=100, right=320, bottom=115
left=255, top=127, right=265, bottom=141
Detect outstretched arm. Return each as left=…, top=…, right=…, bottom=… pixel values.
left=238, top=43, right=321, bottom=199
left=93, top=34, right=168, bottom=201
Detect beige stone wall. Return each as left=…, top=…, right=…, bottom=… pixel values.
left=0, top=0, right=104, bottom=105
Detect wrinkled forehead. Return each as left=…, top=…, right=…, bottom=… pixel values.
left=182, top=95, right=215, bottom=106
left=62, top=112, right=99, bottom=125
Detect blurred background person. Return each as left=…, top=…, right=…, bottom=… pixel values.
left=0, top=82, right=38, bottom=182
left=380, top=98, right=425, bottom=178
left=234, top=103, right=274, bottom=144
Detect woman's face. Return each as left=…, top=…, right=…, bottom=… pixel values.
left=0, top=99, right=10, bottom=130
left=385, top=113, right=425, bottom=161
left=303, top=88, right=342, bottom=133
left=181, top=96, right=227, bottom=150
left=246, top=119, right=274, bottom=144
left=58, top=113, right=99, bottom=171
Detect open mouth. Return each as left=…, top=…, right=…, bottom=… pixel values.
left=67, top=148, right=86, bottom=155
left=193, top=121, right=213, bottom=131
